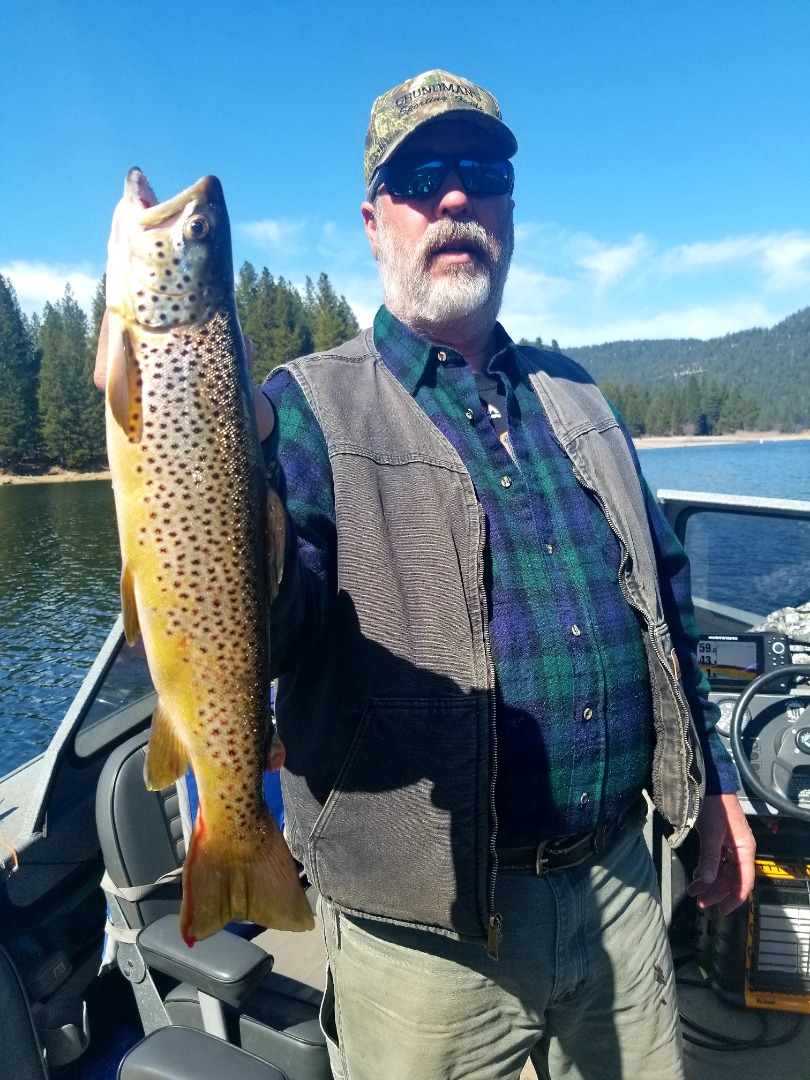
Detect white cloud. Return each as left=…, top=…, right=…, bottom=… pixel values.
left=501, top=222, right=810, bottom=346
left=665, top=231, right=810, bottom=290
left=575, top=234, right=651, bottom=291
left=759, top=233, right=810, bottom=290
left=237, top=218, right=307, bottom=254
left=0, top=261, right=100, bottom=317
left=549, top=301, right=779, bottom=349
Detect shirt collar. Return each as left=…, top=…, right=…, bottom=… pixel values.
left=373, top=305, right=517, bottom=396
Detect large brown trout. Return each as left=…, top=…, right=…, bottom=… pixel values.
left=104, top=168, right=314, bottom=944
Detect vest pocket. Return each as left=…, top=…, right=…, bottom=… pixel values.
left=306, top=695, right=488, bottom=940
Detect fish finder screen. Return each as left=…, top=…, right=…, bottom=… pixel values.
left=697, top=638, right=759, bottom=685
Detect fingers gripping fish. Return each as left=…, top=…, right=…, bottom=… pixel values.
left=104, top=168, right=314, bottom=944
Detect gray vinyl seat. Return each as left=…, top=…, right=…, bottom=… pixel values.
left=0, top=942, right=48, bottom=1080
left=119, top=1027, right=290, bottom=1080
left=0, top=941, right=88, bottom=1076
left=95, top=729, right=331, bottom=1080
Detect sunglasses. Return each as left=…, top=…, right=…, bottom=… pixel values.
left=370, top=155, right=514, bottom=201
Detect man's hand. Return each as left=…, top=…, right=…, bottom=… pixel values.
left=92, top=311, right=275, bottom=440
left=265, top=732, right=286, bottom=772
left=686, top=793, right=756, bottom=914
left=243, top=335, right=275, bottom=441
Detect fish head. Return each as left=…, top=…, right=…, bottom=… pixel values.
left=107, top=168, right=233, bottom=329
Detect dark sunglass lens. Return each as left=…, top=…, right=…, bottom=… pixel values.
left=385, top=161, right=445, bottom=199
left=458, top=159, right=513, bottom=196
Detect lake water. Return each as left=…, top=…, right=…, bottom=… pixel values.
left=1, top=439, right=808, bottom=776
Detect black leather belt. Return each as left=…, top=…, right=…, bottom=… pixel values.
left=496, top=809, right=634, bottom=875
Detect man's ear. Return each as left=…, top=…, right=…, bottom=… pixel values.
left=361, top=201, right=379, bottom=259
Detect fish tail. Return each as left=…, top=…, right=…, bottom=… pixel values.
left=179, top=807, right=315, bottom=946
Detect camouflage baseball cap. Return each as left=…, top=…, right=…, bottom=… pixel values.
left=364, top=69, right=518, bottom=187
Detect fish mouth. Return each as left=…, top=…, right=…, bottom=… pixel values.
left=125, top=168, right=220, bottom=228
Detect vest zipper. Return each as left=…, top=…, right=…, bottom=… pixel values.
left=477, top=503, right=502, bottom=959
left=569, top=464, right=702, bottom=825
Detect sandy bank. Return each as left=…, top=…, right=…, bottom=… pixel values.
left=0, top=468, right=110, bottom=486
left=634, top=430, right=810, bottom=450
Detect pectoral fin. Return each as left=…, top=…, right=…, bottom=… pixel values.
left=120, top=563, right=141, bottom=645
left=144, top=700, right=189, bottom=791
left=106, top=317, right=142, bottom=442
left=265, top=488, right=287, bottom=601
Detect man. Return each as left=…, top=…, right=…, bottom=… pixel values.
left=96, top=69, right=755, bottom=1079
left=259, top=71, right=756, bottom=1079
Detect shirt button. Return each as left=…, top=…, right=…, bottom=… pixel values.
left=571, top=624, right=581, bottom=636
left=580, top=792, right=590, bottom=807
left=465, top=408, right=474, bottom=421
left=501, top=475, right=512, bottom=488
left=437, top=350, right=447, bottom=362
left=546, top=543, right=554, bottom=554
left=582, top=707, right=593, bottom=721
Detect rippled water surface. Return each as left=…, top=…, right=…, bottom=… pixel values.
left=0, top=480, right=120, bottom=774
left=1, top=441, right=808, bottom=777
left=637, top=439, right=810, bottom=501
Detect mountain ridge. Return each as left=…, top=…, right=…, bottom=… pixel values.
left=561, top=305, right=810, bottom=430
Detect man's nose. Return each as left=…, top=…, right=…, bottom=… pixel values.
left=435, top=170, right=471, bottom=218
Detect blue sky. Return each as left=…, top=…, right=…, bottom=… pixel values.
left=2, top=0, right=809, bottom=347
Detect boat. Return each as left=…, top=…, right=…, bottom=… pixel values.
left=1, top=488, right=809, bottom=1080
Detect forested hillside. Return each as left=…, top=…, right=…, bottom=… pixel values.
left=0, top=265, right=358, bottom=470
left=561, top=306, right=810, bottom=432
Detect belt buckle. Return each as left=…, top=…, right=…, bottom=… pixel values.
left=534, top=840, right=550, bottom=875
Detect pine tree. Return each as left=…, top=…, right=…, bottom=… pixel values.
left=82, top=277, right=107, bottom=461
left=307, top=273, right=360, bottom=352
left=0, top=275, right=37, bottom=465
left=38, top=286, right=92, bottom=467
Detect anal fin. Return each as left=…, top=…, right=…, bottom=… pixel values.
left=144, top=699, right=189, bottom=791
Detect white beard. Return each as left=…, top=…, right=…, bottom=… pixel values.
left=374, top=210, right=514, bottom=343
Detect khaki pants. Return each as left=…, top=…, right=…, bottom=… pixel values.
left=319, top=811, right=684, bottom=1080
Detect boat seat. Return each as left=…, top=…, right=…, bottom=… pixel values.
left=95, top=729, right=331, bottom=1080
left=0, top=942, right=48, bottom=1079
left=119, top=1026, right=289, bottom=1080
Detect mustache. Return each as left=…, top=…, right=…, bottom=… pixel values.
left=418, top=219, right=497, bottom=269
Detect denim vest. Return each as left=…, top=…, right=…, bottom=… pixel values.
left=274, top=329, right=705, bottom=946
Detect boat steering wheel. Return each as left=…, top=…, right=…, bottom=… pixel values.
left=730, top=664, right=810, bottom=822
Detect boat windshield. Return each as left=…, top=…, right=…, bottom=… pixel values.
left=73, top=636, right=156, bottom=759
left=680, top=508, right=810, bottom=633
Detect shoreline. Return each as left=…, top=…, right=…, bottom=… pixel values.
left=0, top=469, right=111, bottom=486
left=634, top=430, right=810, bottom=450
left=1, top=430, right=808, bottom=485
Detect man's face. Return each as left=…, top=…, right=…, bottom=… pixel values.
left=361, top=121, right=514, bottom=341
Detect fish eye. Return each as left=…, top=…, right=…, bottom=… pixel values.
left=183, top=216, right=210, bottom=240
